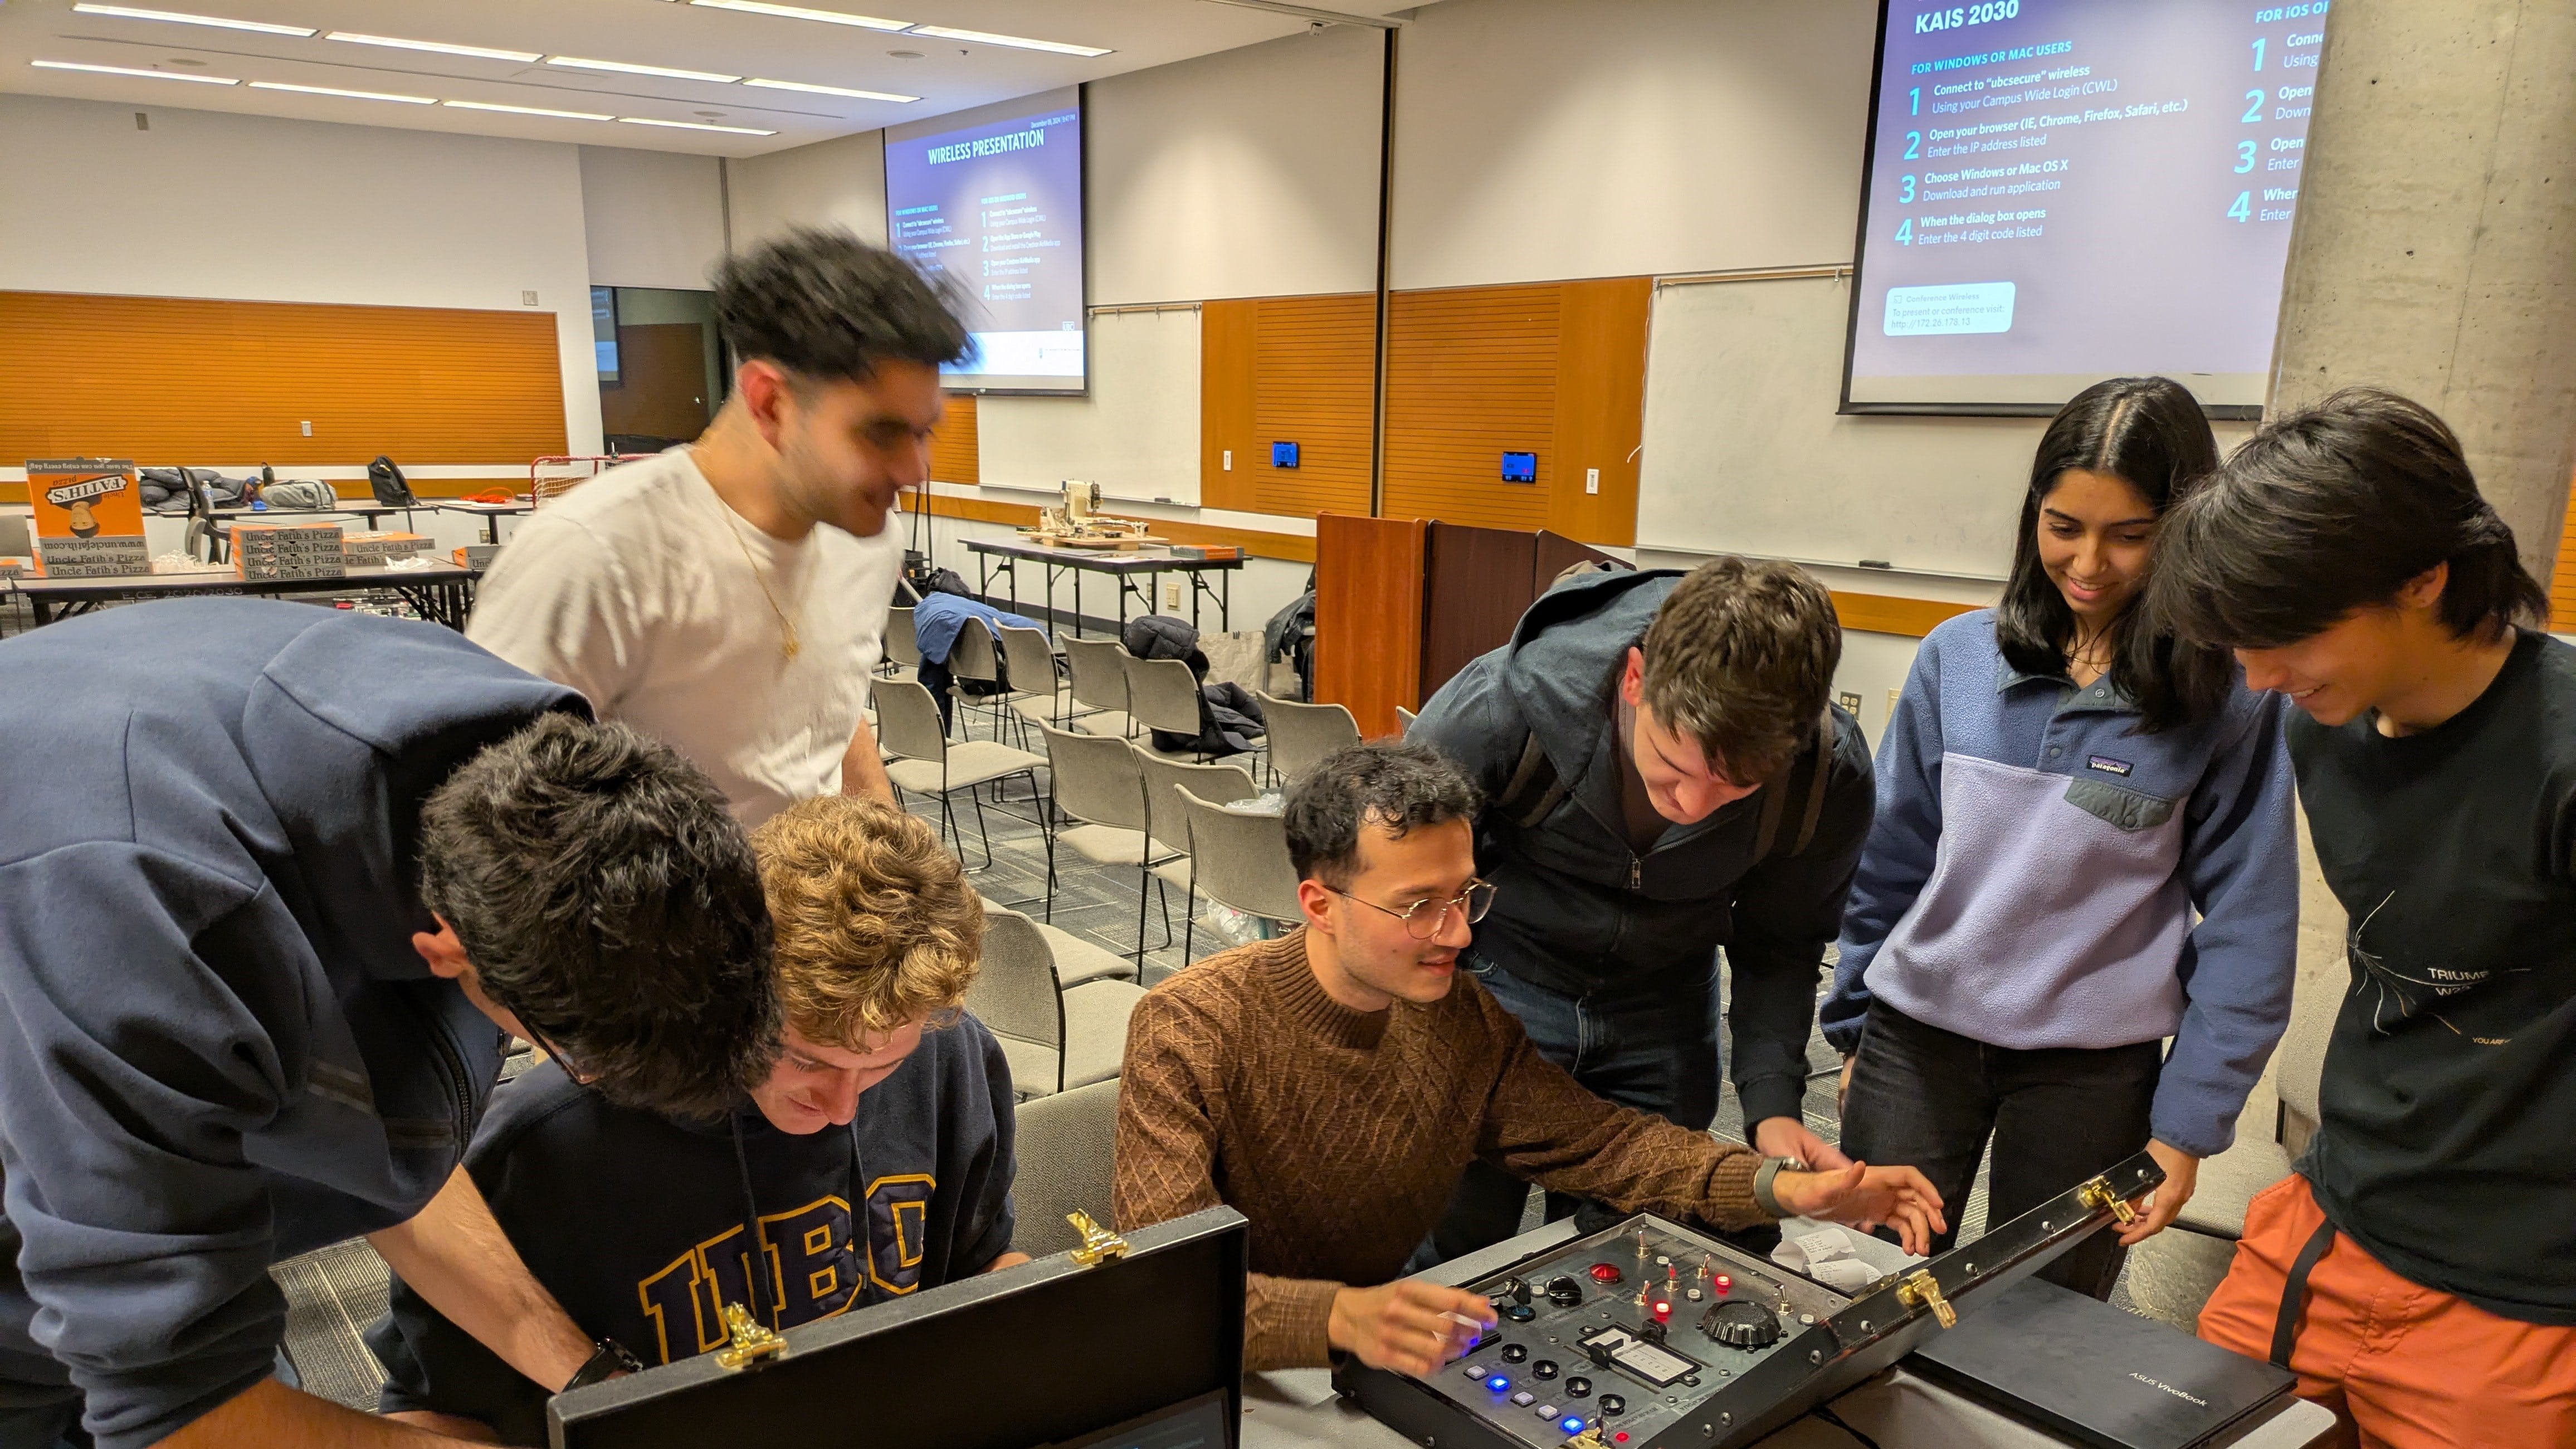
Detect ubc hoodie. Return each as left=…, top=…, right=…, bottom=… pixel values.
left=369, top=1017, right=1017, bottom=1444
left=0, top=601, right=581, bottom=1449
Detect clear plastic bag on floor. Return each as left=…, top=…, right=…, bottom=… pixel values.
left=1200, top=901, right=1275, bottom=948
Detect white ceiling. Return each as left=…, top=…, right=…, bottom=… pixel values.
left=0, top=0, right=1410, bottom=155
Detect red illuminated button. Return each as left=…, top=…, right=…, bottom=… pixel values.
left=1650, top=1299, right=1672, bottom=1321
left=1588, top=1263, right=1623, bottom=1284
left=1614, top=1436, right=1629, bottom=1444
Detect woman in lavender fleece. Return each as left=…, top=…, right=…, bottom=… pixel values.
left=1820, top=377, right=2299, bottom=1299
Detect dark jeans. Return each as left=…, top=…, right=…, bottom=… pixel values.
left=1424, top=955, right=1725, bottom=1264
left=1838, top=998, right=2160, bottom=1300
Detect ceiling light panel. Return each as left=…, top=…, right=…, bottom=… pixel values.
left=250, top=80, right=437, bottom=104
left=744, top=77, right=917, bottom=101
left=69, top=3, right=314, bottom=36
left=547, top=55, right=744, bottom=84
left=327, top=32, right=543, bottom=64
left=690, top=1, right=911, bottom=30
left=32, top=57, right=239, bottom=83
left=904, top=25, right=1112, bottom=56
left=444, top=100, right=616, bottom=121
left=619, top=116, right=777, bottom=135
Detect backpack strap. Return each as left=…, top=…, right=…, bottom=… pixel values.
left=1752, top=713, right=1840, bottom=862
left=1496, top=730, right=1572, bottom=830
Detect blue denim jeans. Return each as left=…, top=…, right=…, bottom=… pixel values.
left=1423, top=954, right=1724, bottom=1263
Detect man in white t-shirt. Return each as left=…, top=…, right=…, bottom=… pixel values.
left=471, top=230, right=968, bottom=825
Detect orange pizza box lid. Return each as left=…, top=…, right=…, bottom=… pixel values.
left=26, top=458, right=145, bottom=541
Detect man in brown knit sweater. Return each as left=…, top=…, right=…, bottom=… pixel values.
left=1115, top=743, right=1943, bottom=1377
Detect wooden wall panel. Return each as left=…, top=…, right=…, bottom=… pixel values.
left=2553, top=472, right=2576, bottom=629
left=1315, top=512, right=1425, bottom=735
left=1548, top=277, right=1652, bottom=543
left=1252, top=294, right=1375, bottom=517
left=0, top=291, right=565, bottom=466
left=929, top=392, right=979, bottom=486
left=1200, top=293, right=1373, bottom=518
left=1380, top=280, right=1649, bottom=547
left=1382, top=285, right=1560, bottom=533
left=1199, top=299, right=1260, bottom=511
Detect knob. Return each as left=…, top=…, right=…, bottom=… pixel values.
left=1496, top=1276, right=1534, bottom=1306
left=1702, top=1300, right=1782, bottom=1350
left=1530, top=1359, right=1560, bottom=1380
left=1597, top=1394, right=1627, bottom=1416
left=1500, top=1344, right=1529, bottom=1363
left=1564, top=1375, right=1592, bottom=1398
left=1545, top=1275, right=1585, bottom=1307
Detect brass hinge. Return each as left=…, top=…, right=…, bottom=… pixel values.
left=1067, top=1210, right=1129, bottom=1267
left=2078, top=1175, right=2142, bottom=1227
left=1896, top=1270, right=1957, bottom=1330
left=713, top=1302, right=788, bottom=1370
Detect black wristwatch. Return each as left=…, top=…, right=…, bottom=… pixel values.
left=563, top=1338, right=643, bottom=1392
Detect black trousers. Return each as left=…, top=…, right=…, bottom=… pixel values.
left=1837, top=998, right=2160, bottom=1300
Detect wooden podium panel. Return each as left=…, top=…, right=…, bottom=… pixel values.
left=1314, top=513, right=1425, bottom=738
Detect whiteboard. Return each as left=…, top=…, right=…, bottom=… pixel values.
left=1637, top=274, right=2046, bottom=579
left=975, top=308, right=1202, bottom=505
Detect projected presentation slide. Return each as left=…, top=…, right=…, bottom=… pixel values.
left=885, top=86, right=1085, bottom=393
left=1845, top=0, right=2320, bottom=413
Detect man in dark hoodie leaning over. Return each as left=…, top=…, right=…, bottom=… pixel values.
left=1410, top=558, right=1873, bottom=1259
left=0, top=599, right=781, bottom=1449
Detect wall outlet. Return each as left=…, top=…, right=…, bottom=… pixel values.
left=1586, top=467, right=1601, bottom=495
left=1836, top=690, right=1862, bottom=717
left=521, top=290, right=540, bottom=307
left=1164, top=580, right=1182, bottom=608
left=300, top=420, right=313, bottom=437
left=1223, top=449, right=1233, bottom=471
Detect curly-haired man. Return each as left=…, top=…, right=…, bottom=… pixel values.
left=470, top=228, right=972, bottom=826
left=369, top=796, right=1024, bottom=1444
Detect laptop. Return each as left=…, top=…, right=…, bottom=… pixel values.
left=1909, top=1276, right=2298, bottom=1449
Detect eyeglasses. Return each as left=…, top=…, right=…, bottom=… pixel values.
left=1330, top=879, right=1497, bottom=940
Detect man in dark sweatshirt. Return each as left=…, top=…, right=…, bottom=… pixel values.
left=367, top=796, right=1024, bottom=1445
left=0, top=601, right=780, bottom=1449
left=1409, top=559, right=1874, bottom=1257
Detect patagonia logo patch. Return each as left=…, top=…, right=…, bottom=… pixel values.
left=2086, top=755, right=2133, bottom=776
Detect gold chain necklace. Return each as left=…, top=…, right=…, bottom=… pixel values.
left=708, top=481, right=802, bottom=660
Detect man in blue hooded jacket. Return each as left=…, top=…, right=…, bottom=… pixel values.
left=0, top=600, right=781, bottom=1449
left=1409, top=559, right=1875, bottom=1257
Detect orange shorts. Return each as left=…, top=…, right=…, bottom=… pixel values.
left=2197, top=1174, right=2576, bottom=1449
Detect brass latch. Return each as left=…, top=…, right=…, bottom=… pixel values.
left=1067, top=1210, right=1129, bottom=1267
left=1896, top=1270, right=1958, bottom=1330
left=713, top=1303, right=787, bottom=1370
left=1563, top=1428, right=1609, bottom=1449
left=2078, top=1175, right=2142, bottom=1227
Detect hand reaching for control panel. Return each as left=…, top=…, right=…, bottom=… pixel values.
left=1330, top=1281, right=1498, bottom=1378
left=1772, top=1163, right=1948, bottom=1256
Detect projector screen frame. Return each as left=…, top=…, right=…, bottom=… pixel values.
left=1836, top=0, right=2265, bottom=422
left=885, top=84, right=1092, bottom=399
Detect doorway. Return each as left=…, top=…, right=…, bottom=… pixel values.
left=594, top=286, right=724, bottom=453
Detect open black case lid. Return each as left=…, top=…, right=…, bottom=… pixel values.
left=548, top=1207, right=1249, bottom=1449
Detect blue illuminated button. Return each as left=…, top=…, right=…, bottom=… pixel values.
left=1560, top=1418, right=1587, bottom=1435
left=1485, top=1375, right=1510, bottom=1393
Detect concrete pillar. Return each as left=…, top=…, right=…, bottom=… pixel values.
left=2256, top=1, right=2576, bottom=1143
left=2269, top=0, right=2576, bottom=578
